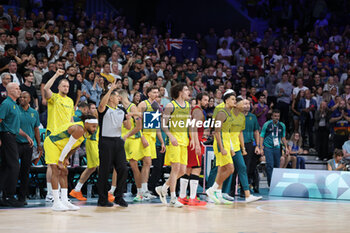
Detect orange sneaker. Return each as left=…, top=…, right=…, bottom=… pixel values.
left=108, top=192, right=115, bottom=202
left=69, top=190, right=87, bottom=201
left=188, top=197, right=207, bottom=206
left=177, top=197, right=189, bottom=205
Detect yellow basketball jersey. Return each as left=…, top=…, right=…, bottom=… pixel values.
left=48, top=121, right=87, bottom=150
left=230, top=110, right=246, bottom=152
left=213, top=108, right=234, bottom=152
left=122, top=103, right=141, bottom=139
left=142, top=99, right=157, bottom=138
left=213, top=102, right=225, bottom=119
left=47, top=93, right=75, bottom=134
left=169, top=100, right=190, bottom=146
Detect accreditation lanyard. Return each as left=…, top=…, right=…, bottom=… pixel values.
left=272, top=123, right=279, bottom=147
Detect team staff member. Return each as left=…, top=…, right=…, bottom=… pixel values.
left=16, top=91, right=42, bottom=205
left=260, top=109, right=289, bottom=186
left=44, top=115, right=98, bottom=211
left=43, top=68, right=74, bottom=202
left=97, top=80, right=131, bottom=207
left=0, top=83, right=33, bottom=207
left=178, top=92, right=209, bottom=206
left=156, top=83, right=191, bottom=208
left=242, top=98, right=261, bottom=193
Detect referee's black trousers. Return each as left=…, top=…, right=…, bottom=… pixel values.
left=0, top=132, right=20, bottom=198
left=97, top=137, right=128, bottom=203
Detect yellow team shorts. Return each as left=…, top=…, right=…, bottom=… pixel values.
left=44, top=137, right=61, bottom=165
left=165, top=144, right=188, bottom=166
left=142, top=134, right=157, bottom=159
left=125, top=138, right=143, bottom=161
left=85, top=140, right=100, bottom=168
left=214, top=139, right=233, bottom=167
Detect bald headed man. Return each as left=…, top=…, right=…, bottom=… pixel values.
left=0, top=83, right=33, bottom=207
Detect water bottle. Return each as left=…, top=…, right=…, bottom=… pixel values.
left=35, top=187, right=40, bottom=199
left=87, top=184, right=92, bottom=199
left=73, top=151, right=79, bottom=167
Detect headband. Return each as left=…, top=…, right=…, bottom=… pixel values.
left=85, top=119, right=98, bottom=124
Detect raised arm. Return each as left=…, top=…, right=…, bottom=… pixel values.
left=44, top=69, right=65, bottom=100
left=98, top=79, right=117, bottom=113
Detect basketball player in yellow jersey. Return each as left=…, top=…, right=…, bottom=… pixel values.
left=138, top=86, right=165, bottom=199
left=44, top=69, right=75, bottom=202
left=206, top=91, right=236, bottom=204
left=43, top=115, right=98, bottom=211
left=118, top=89, right=158, bottom=201
left=156, top=83, right=191, bottom=208
left=227, top=99, right=262, bottom=203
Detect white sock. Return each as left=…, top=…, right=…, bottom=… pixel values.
left=190, top=179, right=199, bottom=199
left=216, top=189, right=222, bottom=199
left=137, top=188, right=142, bottom=196
left=162, top=183, right=169, bottom=193
left=109, top=186, right=116, bottom=194
left=170, top=192, right=176, bottom=200
left=61, top=188, right=68, bottom=202
left=141, top=183, right=148, bottom=193
left=212, top=182, right=219, bottom=191
left=74, top=182, right=84, bottom=192
left=47, top=183, right=52, bottom=195
left=52, top=189, right=60, bottom=203
left=179, top=178, right=189, bottom=199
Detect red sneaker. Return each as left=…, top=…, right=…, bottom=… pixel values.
left=188, top=197, right=207, bottom=206
left=177, top=197, right=189, bottom=205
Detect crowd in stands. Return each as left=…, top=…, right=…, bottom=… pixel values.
left=0, top=4, right=350, bottom=170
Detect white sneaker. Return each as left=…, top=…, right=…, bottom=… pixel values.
left=206, top=187, right=220, bottom=204
left=245, top=195, right=262, bottom=203
left=52, top=201, right=69, bottom=211
left=222, top=193, right=235, bottom=201
left=143, top=191, right=156, bottom=200
left=45, top=194, right=54, bottom=202
left=62, top=201, right=80, bottom=211
left=169, top=198, right=183, bottom=208
left=155, top=186, right=167, bottom=204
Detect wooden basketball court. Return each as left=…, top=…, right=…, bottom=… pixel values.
left=0, top=196, right=349, bottom=233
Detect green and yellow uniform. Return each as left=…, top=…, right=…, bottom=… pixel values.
left=122, top=103, right=143, bottom=161
left=46, top=93, right=74, bottom=135
left=212, top=102, right=225, bottom=119
left=230, top=111, right=246, bottom=152
left=142, top=100, right=157, bottom=159
left=44, top=121, right=91, bottom=165
left=85, top=127, right=99, bottom=168
left=213, top=108, right=235, bottom=167
left=164, top=100, right=190, bottom=165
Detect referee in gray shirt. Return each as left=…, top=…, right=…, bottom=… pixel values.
left=97, top=80, right=131, bottom=207
left=275, top=72, right=293, bottom=132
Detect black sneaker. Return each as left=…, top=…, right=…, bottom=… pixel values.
left=3, top=197, right=24, bottom=207
left=114, top=197, right=128, bottom=207
left=18, top=199, right=28, bottom=206
left=97, top=200, right=114, bottom=207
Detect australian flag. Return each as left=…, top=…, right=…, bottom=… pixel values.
left=166, top=38, right=198, bottom=62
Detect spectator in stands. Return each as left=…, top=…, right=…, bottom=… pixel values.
left=275, top=72, right=293, bottom=131
left=327, top=149, right=346, bottom=171
left=287, top=132, right=306, bottom=169
left=291, top=90, right=304, bottom=133
left=66, top=66, right=81, bottom=109
left=217, top=40, right=232, bottom=67
left=315, top=101, right=331, bottom=160
left=298, top=89, right=317, bottom=149
left=0, top=72, right=10, bottom=103
left=252, top=93, right=271, bottom=128
left=20, top=70, right=38, bottom=110
left=330, top=99, right=350, bottom=149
